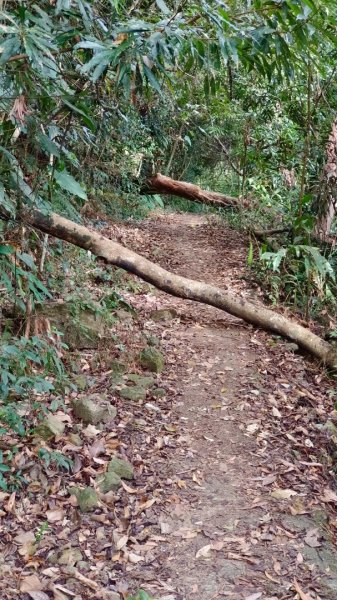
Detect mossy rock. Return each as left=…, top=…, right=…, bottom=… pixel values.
left=127, top=374, right=154, bottom=389
left=58, top=547, right=83, bottom=566
left=120, top=386, right=147, bottom=402
left=111, top=360, right=128, bottom=374
left=72, top=395, right=117, bottom=425
left=35, top=414, right=65, bottom=440
left=70, top=487, right=99, bottom=512
left=153, top=387, right=166, bottom=398
left=108, top=457, right=134, bottom=480
left=36, top=301, right=105, bottom=350
left=97, top=471, right=121, bottom=493
left=72, top=374, right=88, bottom=391
left=139, top=347, right=164, bottom=373
left=68, top=433, right=83, bottom=447
left=146, top=334, right=161, bottom=347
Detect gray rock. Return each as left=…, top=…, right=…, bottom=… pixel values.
left=139, top=347, right=164, bottom=373
left=58, top=547, right=83, bottom=566
left=72, top=395, right=117, bottom=425
left=120, top=386, right=147, bottom=402
left=97, top=471, right=121, bottom=493
left=108, top=457, right=134, bottom=480
left=35, top=414, right=65, bottom=440
left=70, top=487, right=99, bottom=512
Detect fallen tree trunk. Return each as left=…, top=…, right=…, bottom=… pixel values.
left=22, top=208, right=337, bottom=368
left=145, top=173, right=245, bottom=208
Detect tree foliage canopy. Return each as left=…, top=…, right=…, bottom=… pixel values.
left=1, top=0, right=337, bottom=221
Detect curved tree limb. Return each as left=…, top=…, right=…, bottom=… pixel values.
left=145, top=173, right=247, bottom=208
left=22, top=208, right=337, bottom=369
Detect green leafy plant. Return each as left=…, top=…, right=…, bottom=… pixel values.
left=35, top=521, right=49, bottom=543
left=0, top=243, right=51, bottom=312
left=127, top=591, right=153, bottom=600
left=259, top=242, right=336, bottom=318
left=38, top=448, right=73, bottom=472
left=0, top=450, right=26, bottom=492
left=0, top=335, right=66, bottom=402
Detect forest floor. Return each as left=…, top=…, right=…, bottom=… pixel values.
left=2, top=212, right=337, bottom=600
left=122, top=212, right=337, bottom=600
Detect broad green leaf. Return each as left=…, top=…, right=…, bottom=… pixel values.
left=38, top=134, right=60, bottom=157
left=0, top=244, right=14, bottom=256
left=54, top=169, right=87, bottom=199
left=142, top=64, right=162, bottom=93
left=17, top=252, right=36, bottom=271
left=155, top=0, right=170, bottom=15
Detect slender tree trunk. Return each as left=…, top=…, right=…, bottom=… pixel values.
left=315, top=116, right=337, bottom=237
left=19, top=207, right=337, bottom=368
left=144, top=173, right=245, bottom=208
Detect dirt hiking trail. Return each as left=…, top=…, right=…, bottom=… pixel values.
left=2, top=213, right=337, bottom=600
left=125, top=213, right=337, bottom=600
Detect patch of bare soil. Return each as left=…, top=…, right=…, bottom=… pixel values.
left=1, top=212, right=337, bottom=600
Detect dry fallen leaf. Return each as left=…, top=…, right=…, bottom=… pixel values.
left=127, top=552, right=145, bottom=563
left=20, top=575, right=44, bottom=593
left=293, top=579, right=312, bottom=600
left=304, top=528, right=321, bottom=548
left=196, top=544, right=212, bottom=559
left=52, top=584, right=76, bottom=597
left=27, top=593, right=50, bottom=600
left=46, top=509, right=65, bottom=523
left=52, top=589, right=68, bottom=600
left=321, top=488, right=337, bottom=503
left=135, top=497, right=156, bottom=514
left=245, top=593, right=263, bottom=600
left=88, top=438, right=106, bottom=458
left=116, top=535, right=129, bottom=550
left=82, top=424, right=101, bottom=437
left=270, top=488, right=297, bottom=500
left=246, top=423, right=259, bottom=434
left=160, top=522, right=171, bottom=534
left=15, top=530, right=35, bottom=545
left=121, top=481, right=142, bottom=494
left=5, top=491, right=16, bottom=513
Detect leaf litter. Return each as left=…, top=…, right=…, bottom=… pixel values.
left=1, top=213, right=337, bottom=599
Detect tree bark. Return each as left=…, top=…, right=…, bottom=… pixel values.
left=21, top=208, right=337, bottom=369
left=145, top=173, right=246, bottom=208
left=315, top=116, right=337, bottom=238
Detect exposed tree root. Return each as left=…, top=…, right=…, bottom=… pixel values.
left=145, top=173, right=246, bottom=208
left=23, top=208, right=337, bottom=369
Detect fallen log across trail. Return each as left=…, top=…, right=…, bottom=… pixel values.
left=21, top=208, right=337, bottom=369
left=144, top=172, right=247, bottom=208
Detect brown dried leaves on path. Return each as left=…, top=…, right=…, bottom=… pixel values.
left=1, top=212, right=337, bottom=600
